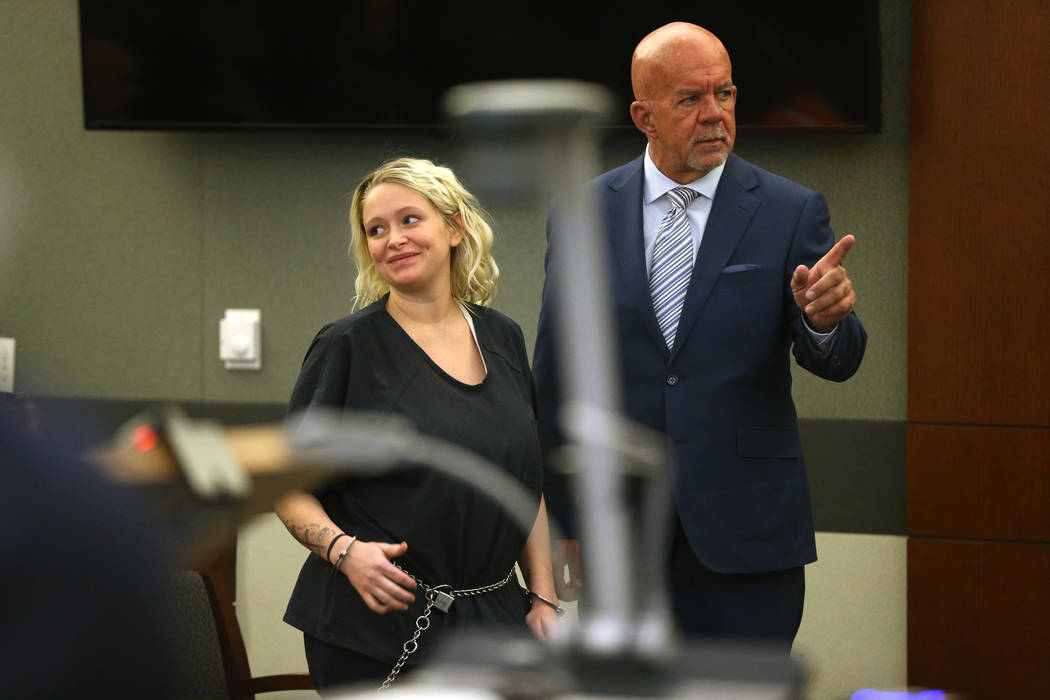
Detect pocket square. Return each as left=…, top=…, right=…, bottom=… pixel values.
left=722, top=264, right=760, bottom=274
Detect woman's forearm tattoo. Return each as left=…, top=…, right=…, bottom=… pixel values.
left=283, top=520, right=338, bottom=555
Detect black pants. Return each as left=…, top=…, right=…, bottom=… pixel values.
left=304, top=634, right=401, bottom=696
left=667, top=518, right=806, bottom=651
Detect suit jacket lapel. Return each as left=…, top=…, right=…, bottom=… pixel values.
left=604, top=158, right=668, bottom=353
left=671, top=155, right=760, bottom=360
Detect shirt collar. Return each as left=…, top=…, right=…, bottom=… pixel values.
left=642, top=145, right=726, bottom=205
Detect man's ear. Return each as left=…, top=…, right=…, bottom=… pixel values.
left=630, top=101, right=654, bottom=136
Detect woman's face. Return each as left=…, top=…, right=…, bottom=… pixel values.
left=362, top=182, right=462, bottom=296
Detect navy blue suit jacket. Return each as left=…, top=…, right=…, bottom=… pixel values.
left=533, top=154, right=867, bottom=575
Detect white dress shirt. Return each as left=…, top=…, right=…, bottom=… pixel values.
left=641, top=147, right=723, bottom=273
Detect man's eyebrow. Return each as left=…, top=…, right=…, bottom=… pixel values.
left=673, top=81, right=735, bottom=97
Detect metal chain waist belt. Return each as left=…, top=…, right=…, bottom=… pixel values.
left=379, top=565, right=517, bottom=691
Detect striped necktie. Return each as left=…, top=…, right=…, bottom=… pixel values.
left=650, top=186, right=700, bottom=349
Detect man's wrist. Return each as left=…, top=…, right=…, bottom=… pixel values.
left=802, top=314, right=839, bottom=341
left=802, top=313, right=838, bottom=336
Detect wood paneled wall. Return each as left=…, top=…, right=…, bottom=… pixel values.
left=907, top=0, right=1050, bottom=696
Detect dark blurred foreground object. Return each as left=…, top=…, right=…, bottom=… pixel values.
left=1, top=395, right=312, bottom=699
left=0, top=390, right=42, bottom=434
left=0, top=412, right=176, bottom=699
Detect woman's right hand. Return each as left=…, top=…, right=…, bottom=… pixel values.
left=334, top=539, right=417, bottom=614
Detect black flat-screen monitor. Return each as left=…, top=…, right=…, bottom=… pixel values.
left=78, top=1, right=881, bottom=133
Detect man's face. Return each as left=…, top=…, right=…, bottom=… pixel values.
left=634, top=42, right=737, bottom=183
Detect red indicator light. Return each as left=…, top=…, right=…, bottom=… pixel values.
left=130, top=424, right=159, bottom=452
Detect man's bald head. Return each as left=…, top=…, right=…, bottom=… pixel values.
left=631, top=23, right=730, bottom=101
left=627, top=22, right=737, bottom=183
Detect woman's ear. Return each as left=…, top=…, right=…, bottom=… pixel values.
left=448, top=212, right=465, bottom=247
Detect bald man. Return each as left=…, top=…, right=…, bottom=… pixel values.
left=533, top=22, right=867, bottom=647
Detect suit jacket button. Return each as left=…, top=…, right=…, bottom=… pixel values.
left=666, top=374, right=679, bottom=387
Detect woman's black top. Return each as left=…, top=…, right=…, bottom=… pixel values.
left=283, top=297, right=542, bottom=668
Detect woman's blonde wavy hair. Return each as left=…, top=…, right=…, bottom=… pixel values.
left=348, top=157, right=499, bottom=310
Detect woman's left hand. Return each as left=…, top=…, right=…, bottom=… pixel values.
left=525, top=599, right=562, bottom=642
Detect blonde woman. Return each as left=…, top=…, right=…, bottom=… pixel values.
left=275, top=157, right=560, bottom=693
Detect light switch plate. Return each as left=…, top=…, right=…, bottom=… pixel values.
left=0, top=337, right=14, bottom=392
left=220, top=309, right=261, bottom=370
